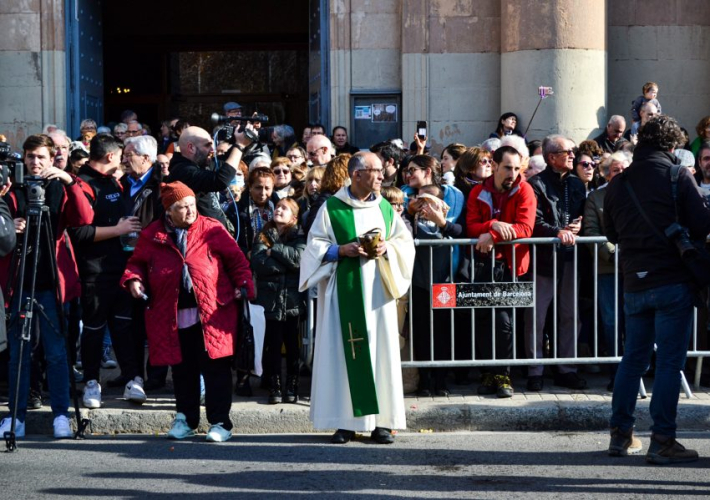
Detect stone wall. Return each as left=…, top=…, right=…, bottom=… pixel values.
left=0, top=0, right=65, bottom=150
left=608, top=0, right=710, bottom=140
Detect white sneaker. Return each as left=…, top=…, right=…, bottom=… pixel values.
left=167, top=413, right=196, bottom=440
left=0, top=417, right=25, bottom=438
left=205, top=423, right=232, bottom=442
left=83, top=379, right=102, bottom=409
left=53, top=415, right=72, bottom=439
left=124, top=376, right=147, bottom=404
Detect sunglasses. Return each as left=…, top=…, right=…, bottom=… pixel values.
left=273, top=168, right=291, bottom=175
left=578, top=161, right=597, bottom=169
left=479, top=158, right=492, bottom=165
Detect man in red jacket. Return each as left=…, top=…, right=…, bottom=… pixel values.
left=466, top=145, right=536, bottom=398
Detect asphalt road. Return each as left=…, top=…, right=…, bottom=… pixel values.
left=1, top=431, right=709, bottom=499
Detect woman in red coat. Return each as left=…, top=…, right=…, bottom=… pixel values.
left=121, top=181, right=254, bottom=442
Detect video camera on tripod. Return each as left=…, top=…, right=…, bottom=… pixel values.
left=0, top=141, right=49, bottom=205
left=210, top=112, right=269, bottom=144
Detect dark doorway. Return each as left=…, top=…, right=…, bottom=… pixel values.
left=101, top=1, right=310, bottom=135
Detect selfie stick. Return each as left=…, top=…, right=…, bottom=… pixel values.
left=524, top=86, right=554, bottom=137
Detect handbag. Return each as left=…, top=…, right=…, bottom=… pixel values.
left=623, top=165, right=710, bottom=289
left=233, top=288, right=255, bottom=373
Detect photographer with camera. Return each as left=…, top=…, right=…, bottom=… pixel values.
left=166, top=126, right=251, bottom=231
left=0, top=134, right=92, bottom=439
left=69, top=134, right=145, bottom=409
left=605, top=115, right=710, bottom=464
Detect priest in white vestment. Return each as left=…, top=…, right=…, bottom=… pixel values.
left=299, top=152, right=415, bottom=444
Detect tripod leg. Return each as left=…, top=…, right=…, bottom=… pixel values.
left=5, top=211, right=41, bottom=452
left=40, top=211, right=90, bottom=438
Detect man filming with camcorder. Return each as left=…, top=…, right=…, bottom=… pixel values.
left=0, top=134, right=93, bottom=440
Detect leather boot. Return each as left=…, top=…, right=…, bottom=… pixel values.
left=285, top=374, right=299, bottom=403
left=268, top=375, right=282, bottom=404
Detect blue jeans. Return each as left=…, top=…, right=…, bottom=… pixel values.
left=610, top=283, right=693, bottom=437
left=598, top=274, right=624, bottom=358
left=7, top=290, right=69, bottom=421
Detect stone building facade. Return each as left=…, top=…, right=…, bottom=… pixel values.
left=1, top=0, right=709, bottom=152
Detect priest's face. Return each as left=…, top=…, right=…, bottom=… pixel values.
left=354, top=154, right=384, bottom=194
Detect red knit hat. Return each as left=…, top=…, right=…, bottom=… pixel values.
left=160, top=181, right=195, bottom=211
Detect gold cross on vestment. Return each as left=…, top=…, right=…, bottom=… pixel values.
left=347, top=323, right=364, bottom=360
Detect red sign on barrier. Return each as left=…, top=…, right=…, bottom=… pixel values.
left=432, top=284, right=457, bottom=308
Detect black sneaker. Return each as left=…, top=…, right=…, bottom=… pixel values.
left=494, top=375, right=514, bottom=398
left=28, top=390, right=42, bottom=410
left=553, top=372, right=587, bottom=390
left=646, top=434, right=699, bottom=464
left=608, top=427, right=643, bottom=456
left=526, top=376, right=544, bottom=392
left=371, top=427, right=395, bottom=444
left=477, top=373, right=497, bottom=395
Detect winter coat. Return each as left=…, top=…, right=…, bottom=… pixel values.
left=605, top=145, right=710, bottom=292
left=251, top=226, right=306, bottom=321
left=466, top=175, right=536, bottom=277
left=121, top=214, right=255, bottom=366
left=120, top=165, right=164, bottom=227
left=0, top=197, right=16, bottom=352
left=582, top=185, right=616, bottom=275
left=1, top=177, right=93, bottom=303
left=165, top=152, right=235, bottom=228
left=528, top=165, right=587, bottom=276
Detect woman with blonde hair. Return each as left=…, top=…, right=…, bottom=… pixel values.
left=303, top=154, right=351, bottom=234
left=251, top=197, right=306, bottom=404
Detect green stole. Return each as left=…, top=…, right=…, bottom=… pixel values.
left=326, top=194, right=393, bottom=417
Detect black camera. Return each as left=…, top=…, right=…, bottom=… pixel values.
left=0, top=142, right=24, bottom=187
left=665, top=222, right=697, bottom=257
left=211, top=112, right=269, bottom=144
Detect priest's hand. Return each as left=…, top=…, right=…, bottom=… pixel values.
left=339, top=242, right=362, bottom=258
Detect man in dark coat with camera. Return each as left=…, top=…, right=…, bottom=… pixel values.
left=167, top=126, right=252, bottom=231
left=604, top=115, right=710, bottom=464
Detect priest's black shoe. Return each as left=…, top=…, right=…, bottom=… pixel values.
left=371, top=427, right=395, bottom=444
left=331, top=429, right=356, bottom=444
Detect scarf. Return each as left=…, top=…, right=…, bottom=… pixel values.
left=165, top=215, right=193, bottom=293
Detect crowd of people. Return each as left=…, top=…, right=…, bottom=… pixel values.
left=0, top=81, right=709, bottom=462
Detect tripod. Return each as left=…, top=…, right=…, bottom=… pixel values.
left=4, top=185, right=89, bottom=452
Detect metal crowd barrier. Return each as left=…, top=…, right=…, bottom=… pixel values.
left=300, top=236, right=710, bottom=390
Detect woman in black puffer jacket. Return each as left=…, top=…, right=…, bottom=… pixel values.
left=251, top=197, right=306, bottom=404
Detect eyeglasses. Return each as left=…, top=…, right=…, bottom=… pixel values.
left=273, top=168, right=291, bottom=175
left=125, top=130, right=141, bottom=136
left=555, top=149, right=576, bottom=156
left=307, top=147, right=325, bottom=157
left=479, top=158, right=492, bottom=165
left=578, top=161, right=596, bottom=169
left=359, top=168, right=384, bottom=175
left=391, top=203, right=404, bottom=209
left=405, top=167, right=421, bottom=175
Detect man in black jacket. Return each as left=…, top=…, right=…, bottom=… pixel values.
left=166, top=126, right=249, bottom=230
left=70, top=134, right=145, bottom=409
left=524, top=134, right=587, bottom=392
left=605, top=115, right=710, bottom=464
left=593, top=116, right=626, bottom=154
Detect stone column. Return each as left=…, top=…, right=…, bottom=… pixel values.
left=500, top=0, right=607, bottom=143
left=402, top=0, right=501, bottom=151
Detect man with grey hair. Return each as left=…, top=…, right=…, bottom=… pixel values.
left=524, top=134, right=587, bottom=391
left=307, top=134, right=334, bottom=167
left=629, top=102, right=658, bottom=143
left=594, top=115, right=627, bottom=153
left=48, top=130, right=71, bottom=171
left=121, top=134, right=168, bottom=391
left=125, top=120, right=143, bottom=139
left=300, top=152, right=415, bottom=445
